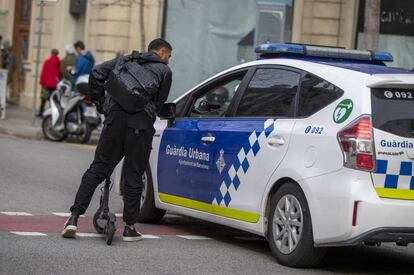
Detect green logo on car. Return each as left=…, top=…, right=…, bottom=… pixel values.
left=333, top=99, right=353, bottom=124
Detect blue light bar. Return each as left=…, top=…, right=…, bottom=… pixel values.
left=255, top=43, right=304, bottom=55
left=255, top=43, right=394, bottom=62
left=373, top=51, right=394, bottom=62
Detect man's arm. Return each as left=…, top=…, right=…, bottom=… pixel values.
left=155, top=68, right=172, bottom=113
left=88, top=58, right=118, bottom=101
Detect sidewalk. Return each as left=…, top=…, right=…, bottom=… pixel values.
left=0, top=104, right=100, bottom=144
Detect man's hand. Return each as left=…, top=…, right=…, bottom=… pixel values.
left=93, top=97, right=105, bottom=114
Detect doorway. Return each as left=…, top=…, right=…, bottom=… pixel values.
left=10, top=0, right=31, bottom=103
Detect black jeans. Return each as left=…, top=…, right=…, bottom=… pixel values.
left=38, top=88, right=53, bottom=116
left=70, top=110, right=154, bottom=225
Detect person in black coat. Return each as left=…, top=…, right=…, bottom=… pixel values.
left=62, top=38, right=172, bottom=242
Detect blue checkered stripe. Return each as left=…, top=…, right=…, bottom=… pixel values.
left=373, top=159, right=414, bottom=190
left=212, top=119, right=277, bottom=207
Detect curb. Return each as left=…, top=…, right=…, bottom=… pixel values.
left=0, top=124, right=101, bottom=144
left=0, top=124, right=44, bottom=140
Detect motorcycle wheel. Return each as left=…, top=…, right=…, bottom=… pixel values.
left=42, top=115, right=67, bottom=141
left=78, top=124, right=92, bottom=144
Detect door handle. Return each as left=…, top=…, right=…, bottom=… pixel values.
left=268, top=136, right=285, bottom=147
left=201, top=136, right=215, bottom=143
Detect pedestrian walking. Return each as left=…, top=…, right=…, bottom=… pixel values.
left=38, top=49, right=61, bottom=117
left=0, top=35, right=3, bottom=68
left=72, top=41, right=95, bottom=87
left=60, top=44, right=76, bottom=82
left=1, top=39, right=16, bottom=86
left=62, top=38, right=173, bottom=242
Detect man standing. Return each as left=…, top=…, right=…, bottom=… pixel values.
left=0, top=35, right=3, bottom=68
left=1, top=40, right=16, bottom=87
left=38, top=49, right=61, bottom=117
left=60, top=44, right=76, bottom=82
left=72, top=41, right=95, bottom=86
left=62, top=38, right=172, bottom=242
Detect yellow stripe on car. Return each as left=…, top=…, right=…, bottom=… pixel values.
left=158, top=193, right=260, bottom=223
left=375, top=188, right=414, bottom=200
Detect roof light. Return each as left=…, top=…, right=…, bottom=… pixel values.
left=255, top=43, right=304, bottom=55
left=255, top=43, right=394, bottom=62
left=373, top=51, right=394, bottom=62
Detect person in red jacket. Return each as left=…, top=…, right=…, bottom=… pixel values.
left=37, top=49, right=61, bottom=117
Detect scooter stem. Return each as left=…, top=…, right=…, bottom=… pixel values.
left=102, top=178, right=111, bottom=218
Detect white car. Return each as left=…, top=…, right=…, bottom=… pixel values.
left=117, top=43, right=414, bottom=267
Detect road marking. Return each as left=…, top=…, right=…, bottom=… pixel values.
left=52, top=213, right=85, bottom=217
left=10, top=232, right=47, bottom=236
left=142, top=234, right=160, bottom=239
left=1, top=212, right=33, bottom=216
left=52, top=212, right=70, bottom=217
left=176, top=235, right=212, bottom=240
left=115, top=213, right=123, bottom=217
left=76, top=233, right=102, bottom=237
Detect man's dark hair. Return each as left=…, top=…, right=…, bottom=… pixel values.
left=74, top=41, right=85, bottom=50
left=51, top=48, right=59, bottom=55
left=148, top=38, right=172, bottom=52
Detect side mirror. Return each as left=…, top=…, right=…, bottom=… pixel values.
left=160, top=103, right=176, bottom=127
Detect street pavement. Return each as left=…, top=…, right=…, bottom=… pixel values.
left=1, top=133, right=414, bottom=274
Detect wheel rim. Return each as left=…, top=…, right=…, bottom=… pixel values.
left=140, top=172, right=147, bottom=207
left=272, top=194, right=303, bottom=254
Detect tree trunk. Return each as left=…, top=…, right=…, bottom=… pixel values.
left=363, top=0, right=381, bottom=51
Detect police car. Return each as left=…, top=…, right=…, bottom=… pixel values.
left=116, top=43, right=414, bottom=267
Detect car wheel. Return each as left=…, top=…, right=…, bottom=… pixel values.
left=268, top=181, right=326, bottom=268
left=137, top=166, right=166, bottom=223
left=120, top=163, right=166, bottom=223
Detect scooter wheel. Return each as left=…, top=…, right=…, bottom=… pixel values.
left=106, top=221, right=116, bottom=246
left=93, top=211, right=105, bottom=234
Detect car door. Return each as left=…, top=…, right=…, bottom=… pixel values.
left=209, top=67, right=301, bottom=221
left=157, top=69, right=251, bottom=211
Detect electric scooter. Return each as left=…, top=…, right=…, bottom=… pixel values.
left=92, top=178, right=117, bottom=245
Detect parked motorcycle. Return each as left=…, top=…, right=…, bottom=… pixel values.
left=41, top=75, right=101, bottom=144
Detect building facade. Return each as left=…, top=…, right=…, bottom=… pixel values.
left=164, top=0, right=360, bottom=99
left=1, top=0, right=164, bottom=109
left=0, top=0, right=412, bottom=109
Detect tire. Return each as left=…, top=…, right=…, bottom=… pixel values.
left=120, top=164, right=166, bottom=223
left=105, top=221, right=115, bottom=245
left=41, top=115, right=67, bottom=141
left=120, top=163, right=165, bottom=223
left=137, top=166, right=166, bottom=223
left=268, top=182, right=326, bottom=268
left=93, top=211, right=105, bottom=234
left=78, top=124, right=92, bottom=144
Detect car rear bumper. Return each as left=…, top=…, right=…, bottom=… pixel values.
left=300, top=168, right=414, bottom=246
left=317, top=227, right=414, bottom=247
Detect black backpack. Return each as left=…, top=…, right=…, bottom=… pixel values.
left=104, top=55, right=158, bottom=113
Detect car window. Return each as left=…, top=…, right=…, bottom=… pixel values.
left=371, top=88, right=414, bottom=138
left=175, top=94, right=190, bottom=118
left=189, top=72, right=245, bottom=118
left=298, top=73, right=344, bottom=117
left=235, top=68, right=300, bottom=117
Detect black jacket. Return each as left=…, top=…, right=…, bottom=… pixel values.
left=89, top=51, right=172, bottom=119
